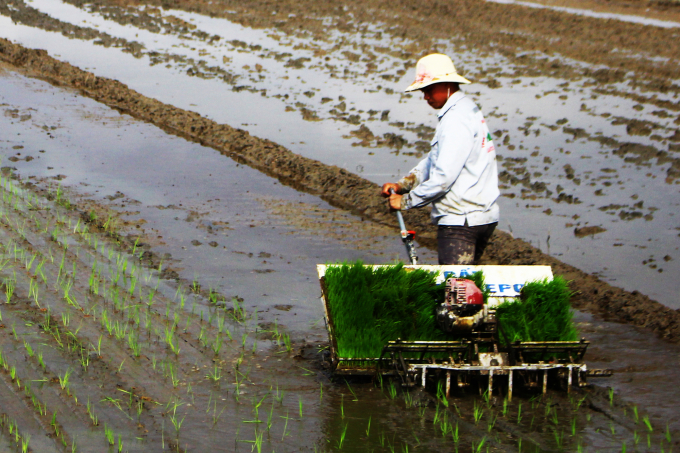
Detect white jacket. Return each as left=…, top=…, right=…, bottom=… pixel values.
left=399, top=91, right=500, bottom=226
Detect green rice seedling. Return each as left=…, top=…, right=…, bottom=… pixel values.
left=298, top=396, right=303, bottom=417
left=633, top=406, right=639, bottom=423
left=128, top=332, right=141, bottom=357
left=36, top=259, right=47, bottom=283
left=79, top=350, right=89, bottom=371
left=206, top=365, right=221, bottom=383
left=366, top=416, right=371, bottom=436
left=324, top=262, right=449, bottom=358
left=168, top=363, right=179, bottom=387
left=340, top=395, right=345, bottom=419
left=472, top=436, right=487, bottom=453
left=37, top=350, right=45, bottom=370
left=487, top=413, right=498, bottom=432
left=573, top=396, right=586, bottom=412
left=4, top=277, right=15, bottom=303
left=170, top=412, right=185, bottom=440
left=232, top=297, right=247, bottom=323
left=20, top=432, right=31, bottom=453
left=274, top=383, right=285, bottom=405
left=634, top=431, right=640, bottom=445
left=555, top=429, right=564, bottom=449
left=336, top=423, right=348, bottom=449
left=550, top=407, right=559, bottom=426
left=435, top=381, right=449, bottom=407
left=212, top=336, right=222, bottom=355
left=23, top=341, right=34, bottom=358
left=128, top=275, right=137, bottom=296
left=666, top=423, right=672, bottom=443
left=345, top=380, right=359, bottom=402
left=643, top=415, right=653, bottom=432
left=517, top=402, right=523, bottom=424
left=252, top=394, right=268, bottom=420
left=439, top=412, right=450, bottom=436
left=378, top=430, right=386, bottom=447
left=25, top=253, right=36, bottom=272
left=502, top=397, right=508, bottom=417
left=164, top=327, right=180, bottom=356
left=496, top=276, right=577, bottom=345
left=388, top=380, right=397, bottom=399
left=609, top=387, right=615, bottom=406
left=86, top=398, right=99, bottom=426
left=267, top=403, right=274, bottom=431
left=571, top=416, right=577, bottom=436
left=404, top=390, right=413, bottom=408
left=179, top=291, right=186, bottom=311
left=104, top=423, right=114, bottom=446
left=451, top=422, right=459, bottom=444
left=211, top=401, right=226, bottom=425
left=473, top=401, right=484, bottom=424
left=59, top=368, right=73, bottom=394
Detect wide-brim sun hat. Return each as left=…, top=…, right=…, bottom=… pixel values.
left=404, top=53, right=471, bottom=92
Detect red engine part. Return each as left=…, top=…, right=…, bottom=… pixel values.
left=445, top=278, right=484, bottom=305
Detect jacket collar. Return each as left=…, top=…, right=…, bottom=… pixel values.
left=437, top=90, right=466, bottom=119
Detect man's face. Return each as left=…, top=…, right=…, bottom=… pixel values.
left=422, top=83, right=452, bottom=109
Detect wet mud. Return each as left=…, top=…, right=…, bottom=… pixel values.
left=1, top=38, right=679, bottom=347
left=0, top=166, right=674, bottom=451
left=0, top=56, right=679, bottom=451
left=1, top=0, right=680, bottom=450
left=1, top=0, right=679, bottom=308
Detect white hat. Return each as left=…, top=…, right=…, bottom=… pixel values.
left=404, top=53, right=471, bottom=92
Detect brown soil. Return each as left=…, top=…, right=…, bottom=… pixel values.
left=1, top=38, right=678, bottom=347
left=106, top=0, right=680, bottom=95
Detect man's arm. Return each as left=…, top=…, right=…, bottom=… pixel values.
left=402, top=116, right=473, bottom=210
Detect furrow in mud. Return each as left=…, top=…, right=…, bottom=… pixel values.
left=0, top=38, right=678, bottom=346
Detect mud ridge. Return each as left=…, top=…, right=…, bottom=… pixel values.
left=1, top=38, right=679, bottom=343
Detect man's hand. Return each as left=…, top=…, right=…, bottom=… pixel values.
left=388, top=192, right=403, bottom=211
left=381, top=182, right=401, bottom=198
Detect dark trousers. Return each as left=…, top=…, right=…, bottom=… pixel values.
left=437, top=222, right=497, bottom=265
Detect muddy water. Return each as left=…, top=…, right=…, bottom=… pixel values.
left=2, top=57, right=680, bottom=451
left=1, top=0, right=679, bottom=309
left=487, top=0, right=680, bottom=28
left=0, top=64, right=437, bottom=334
left=575, top=311, right=680, bottom=432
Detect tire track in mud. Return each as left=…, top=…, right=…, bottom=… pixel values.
left=0, top=38, right=678, bottom=345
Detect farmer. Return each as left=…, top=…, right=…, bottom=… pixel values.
left=381, top=53, right=500, bottom=265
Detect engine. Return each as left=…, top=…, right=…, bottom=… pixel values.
left=435, top=278, right=487, bottom=334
